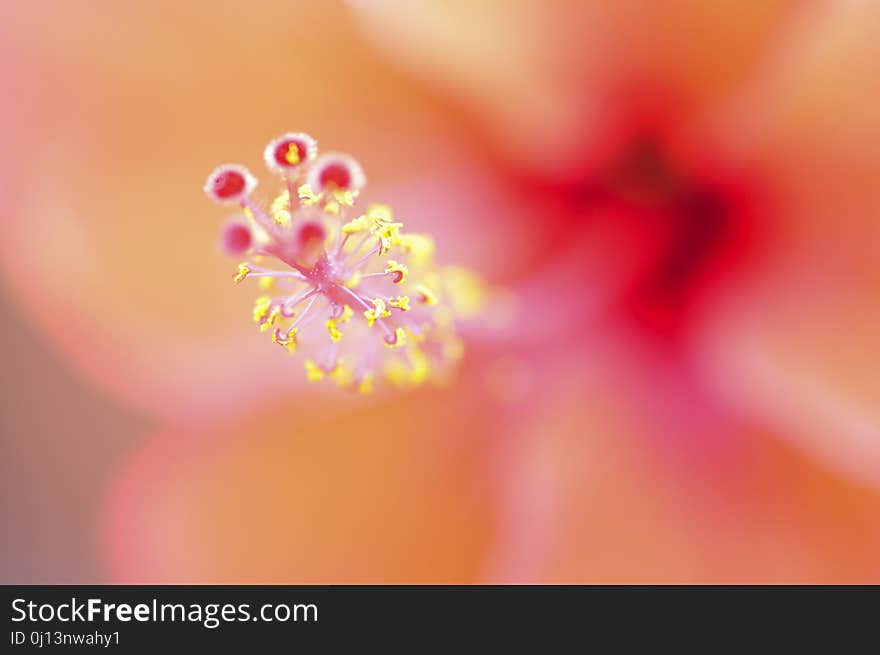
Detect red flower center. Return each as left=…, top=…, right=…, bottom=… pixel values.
left=546, top=133, right=762, bottom=338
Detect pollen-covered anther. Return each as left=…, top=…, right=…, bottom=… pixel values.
left=253, top=296, right=281, bottom=331
left=264, top=132, right=317, bottom=174
left=336, top=305, right=354, bottom=322
left=297, top=183, right=321, bottom=206
left=384, top=327, right=407, bottom=348
left=342, top=214, right=370, bottom=234
left=233, top=263, right=251, bottom=283
left=204, top=164, right=257, bottom=205
left=270, top=190, right=292, bottom=226
left=253, top=296, right=271, bottom=322
left=372, top=216, right=403, bottom=244
left=364, top=298, right=391, bottom=327
left=326, top=318, right=343, bottom=342
left=374, top=223, right=403, bottom=255
left=272, top=327, right=299, bottom=352
left=388, top=296, right=411, bottom=311
left=307, top=153, right=366, bottom=194
left=262, top=307, right=281, bottom=332
left=415, top=284, right=438, bottom=305
left=384, top=260, right=408, bottom=284
left=333, top=190, right=357, bottom=207
left=304, top=359, right=324, bottom=381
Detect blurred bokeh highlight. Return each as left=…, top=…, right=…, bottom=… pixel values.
left=2, top=0, right=879, bottom=583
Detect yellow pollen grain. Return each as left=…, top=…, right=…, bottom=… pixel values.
left=330, top=365, right=353, bottom=388
left=275, top=327, right=299, bottom=353
left=260, top=306, right=281, bottom=332
left=297, top=183, right=321, bottom=206
left=400, top=234, right=435, bottom=267
left=374, top=221, right=402, bottom=240
left=326, top=318, right=342, bottom=342
left=364, top=298, right=391, bottom=327
left=304, top=360, right=324, bottom=381
left=234, top=263, right=251, bottom=283
left=253, top=296, right=272, bottom=323
left=389, top=296, right=411, bottom=311
left=440, top=266, right=485, bottom=318
left=342, top=215, right=370, bottom=234
left=385, top=327, right=408, bottom=349
left=357, top=373, right=374, bottom=394
left=415, top=284, right=438, bottom=305
left=333, top=190, right=357, bottom=207
left=384, top=345, right=430, bottom=386
left=409, top=346, right=430, bottom=384
left=270, top=190, right=292, bottom=226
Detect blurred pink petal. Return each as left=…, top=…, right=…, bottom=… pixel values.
left=487, top=344, right=880, bottom=582
left=699, top=269, right=880, bottom=488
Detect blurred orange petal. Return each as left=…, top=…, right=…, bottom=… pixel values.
left=101, top=380, right=499, bottom=583
left=101, top=339, right=880, bottom=583
left=711, top=0, right=880, bottom=266
left=354, top=0, right=801, bottom=177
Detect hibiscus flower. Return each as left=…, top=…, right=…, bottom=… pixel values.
left=354, top=0, right=880, bottom=487
left=3, top=0, right=880, bottom=582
